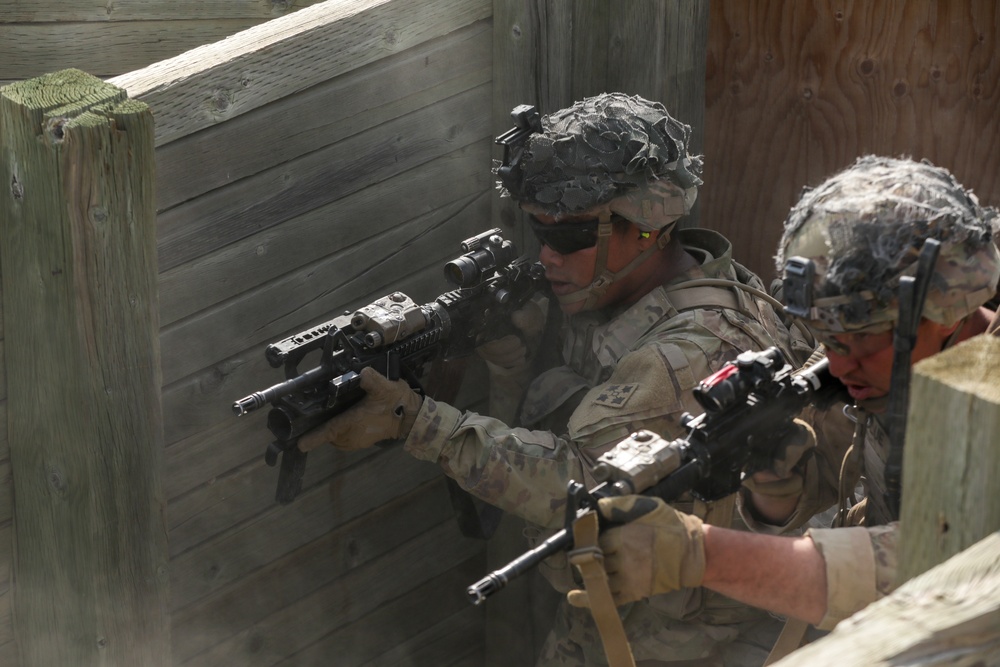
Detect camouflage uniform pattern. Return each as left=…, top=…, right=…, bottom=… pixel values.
left=767, top=157, right=1000, bottom=630
left=776, top=155, right=1000, bottom=341
left=406, top=228, right=810, bottom=666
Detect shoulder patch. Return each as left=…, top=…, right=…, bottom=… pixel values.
left=593, top=383, right=639, bottom=408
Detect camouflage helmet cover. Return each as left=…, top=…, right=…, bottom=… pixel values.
left=495, top=92, right=704, bottom=231
left=776, top=155, right=1000, bottom=334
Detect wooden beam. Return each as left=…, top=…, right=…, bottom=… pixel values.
left=898, top=333, right=1000, bottom=581
left=107, top=0, right=491, bottom=146
left=0, top=68, right=170, bottom=666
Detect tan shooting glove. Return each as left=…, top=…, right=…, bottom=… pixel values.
left=297, top=366, right=423, bottom=452
left=567, top=495, right=705, bottom=608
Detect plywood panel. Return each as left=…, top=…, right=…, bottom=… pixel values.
left=703, top=0, right=1000, bottom=279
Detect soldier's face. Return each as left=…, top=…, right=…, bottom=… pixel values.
left=824, top=319, right=957, bottom=409
left=532, top=213, right=649, bottom=315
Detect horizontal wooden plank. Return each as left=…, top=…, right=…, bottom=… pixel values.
left=179, top=516, right=482, bottom=666
left=109, top=0, right=491, bottom=145
left=277, top=559, right=485, bottom=667
left=154, top=83, right=491, bottom=272
left=158, top=141, right=491, bottom=326
left=166, top=443, right=374, bottom=557
left=171, top=477, right=463, bottom=662
left=0, top=20, right=262, bottom=80
left=169, top=445, right=443, bottom=611
left=0, top=0, right=325, bottom=22
left=154, top=19, right=491, bottom=211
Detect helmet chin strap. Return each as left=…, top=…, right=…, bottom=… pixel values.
left=555, top=213, right=671, bottom=310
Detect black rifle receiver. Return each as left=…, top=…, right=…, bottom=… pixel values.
left=466, top=347, right=844, bottom=604
left=232, top=229, right=547, bottom=504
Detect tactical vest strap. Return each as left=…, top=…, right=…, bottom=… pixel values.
left=569, top=511, right=637, bottom=667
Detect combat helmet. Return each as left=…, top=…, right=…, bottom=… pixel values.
left=777, top=155, right=1000, bottom=343
left=494, top=92, right=704, bottom=309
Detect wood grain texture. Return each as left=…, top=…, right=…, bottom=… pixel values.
left=702, top=0, right=1000, bottom=279
left=0, top=20, right=261, bottom=80
left=773, top=530, right=1000, bottom=666
left=0, top=69, right=170, bottom=666
left=154, top=19, right=491, bottom=212
left=108, top=0, right=491, bottom=146
left=899, top=334, right=1000, bottom=582
left=0, top=0, right=325, bottom=22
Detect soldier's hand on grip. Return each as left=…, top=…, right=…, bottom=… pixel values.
left=475, top=298, right=546, bottom=375
left=297, top=367, right=423, bottom=452
left=566, top=495, right=705, bottom=608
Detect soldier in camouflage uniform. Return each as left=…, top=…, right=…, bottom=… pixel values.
left=298, top=92, right=814, bottom=666
left=579, top=156, right=1000, bottom=638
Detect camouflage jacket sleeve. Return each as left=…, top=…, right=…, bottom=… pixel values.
left=805, top=522, right=899, bottom=630
left=403, top=339, right=712, bottom=530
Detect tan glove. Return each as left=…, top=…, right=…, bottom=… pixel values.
left=297, top=366, right=423, bottom=452
left=566, top=495, right=705, bottom=608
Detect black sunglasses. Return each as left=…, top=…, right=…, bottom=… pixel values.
left=528, top=215, right=621, bottom=255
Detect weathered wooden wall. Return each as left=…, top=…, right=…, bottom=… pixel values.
left=129, top=1, right=496, bottom=664
left=702, top=0, right=1000, bottom=280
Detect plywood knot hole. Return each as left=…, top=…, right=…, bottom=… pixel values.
left=893, top=81, right=908, bottom=97
left=859, top=58, right=875, bottom=76
left=511, top=24, right=522, bottom=39
left=384, top=28, right=399, bottom=46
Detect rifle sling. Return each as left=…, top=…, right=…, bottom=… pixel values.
left=763, top=618, right=810, bottom=665
left=569, top=511, right=636, bottom=667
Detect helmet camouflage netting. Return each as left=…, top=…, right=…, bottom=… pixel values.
left=495, top=92, right=703, bottom=230
left=776, top=155, right=1000, bottom=333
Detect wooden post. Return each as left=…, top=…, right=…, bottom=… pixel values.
left=898, top=333, right=1000, bottom=582
left=0, top=69, right=170, bottom=666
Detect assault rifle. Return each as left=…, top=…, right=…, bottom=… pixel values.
left=467, top=347, right=845, bottom=604
left=233, top=229, right=547, bottom=504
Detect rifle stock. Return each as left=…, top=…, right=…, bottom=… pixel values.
left=233, top=229, right=548, bottom=504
